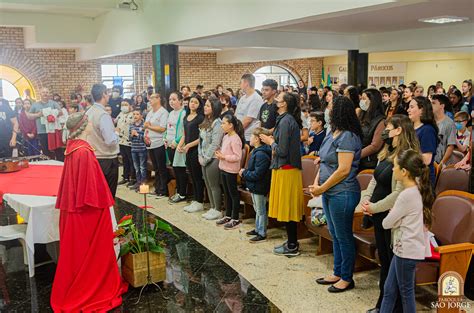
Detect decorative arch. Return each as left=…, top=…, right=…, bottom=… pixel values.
left=253, top=64, right=300, bottom=90
left=0, top=48, right=48, bottom=99
left=0, top=64, right=37, bottom=99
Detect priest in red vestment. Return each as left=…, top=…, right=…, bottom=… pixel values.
left=51, top=112, right=127, bottom=312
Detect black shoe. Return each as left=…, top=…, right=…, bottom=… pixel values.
left=316, top=277, right=340, bottom=285
left=118, top=179, right=129, bottom=185
left=249, top=235, right=267, bottom=243
left=328, top=280, right=355, bottom=293
left=366, top=308, right=379, bottom=313
left=246, top=229, right=258, bottom=237
left=126, top=180, right=137, bottom=187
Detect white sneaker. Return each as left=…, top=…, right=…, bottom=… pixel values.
left=186, top=202, right=204, bottom=213
left=205, top=208, right=222, bottom=220
left=201, top=208, right=215, bottom=218
left=183, top=201, right=197, bottom=211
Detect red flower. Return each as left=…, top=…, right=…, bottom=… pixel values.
left=118, top=214, right=133, bottom=224
left=47, top=115, right=56, bottom=123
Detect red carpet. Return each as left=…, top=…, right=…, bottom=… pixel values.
left=0, top=165, right=63, bottom=203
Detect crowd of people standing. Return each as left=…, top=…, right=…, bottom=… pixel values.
left=1, top=73, right=472, bottom=313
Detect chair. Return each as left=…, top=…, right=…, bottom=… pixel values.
left=0, top=224, right=34, bottom=277
left=450, top=150, right=465, bottom=164
left=357, top=169, right=374, bottom=191
left=434, top=165, right=470, bottom=195
left=416, top=190, right=474, bottom=285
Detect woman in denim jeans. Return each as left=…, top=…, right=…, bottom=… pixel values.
left=310, top=96, right=362, bottom=293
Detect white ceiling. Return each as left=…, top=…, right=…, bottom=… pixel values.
left=0, top=0, right=120, bottom=18
left=270, top=0, right=473, bottom=34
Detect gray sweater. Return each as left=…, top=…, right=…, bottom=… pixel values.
left=198, top=118, right=224, bottom=166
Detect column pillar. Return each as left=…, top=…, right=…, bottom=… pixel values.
left=152, top=44, right=179, bottom=102
left=347, top=50, right=368, bottom=88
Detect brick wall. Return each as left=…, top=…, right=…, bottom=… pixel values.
left=0, top=27, right=323, bottom=102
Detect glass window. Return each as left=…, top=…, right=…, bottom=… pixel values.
left=101, top=64, right=135, bottom=98
left=253, top=65, right=298, bottom=91
left=0, top=79, right=21, bottom=109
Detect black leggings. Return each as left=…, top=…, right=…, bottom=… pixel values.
left=119, top=145, right=135, bottom=180
left=186, top=148, right=204, bottom=203
left=221, top=171, right=239, bottom=220
left=149, top=145, right=169, bottom=195
left=167, top=147, right=188, bottom=196
left=286, top=221, right=298, bottom=248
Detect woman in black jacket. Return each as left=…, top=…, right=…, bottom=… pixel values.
left=260, top=92, right=304, bottom=256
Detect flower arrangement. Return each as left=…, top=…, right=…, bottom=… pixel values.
left=114, top=212, right=176, bottom=257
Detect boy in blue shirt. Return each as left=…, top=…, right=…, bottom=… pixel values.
left=130, top=109, right=147, bottom=192
left=239, top=127, right=272, bottom=243
left=304, top=112, right=326, bottom=156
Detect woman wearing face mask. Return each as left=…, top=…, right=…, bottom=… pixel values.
left=358, top=89, right=386, bottom=171
left=116, top=99, right=136, bottom=186
left=357, top=115, right=420, bottom=313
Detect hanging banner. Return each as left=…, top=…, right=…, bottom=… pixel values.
left=327, top=63, right=407, bottom=87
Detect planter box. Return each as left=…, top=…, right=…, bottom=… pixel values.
left=122, top=252, right=166, bottom=288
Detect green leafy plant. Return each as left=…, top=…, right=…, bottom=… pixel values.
left=114, top=211, right=176, bottom=257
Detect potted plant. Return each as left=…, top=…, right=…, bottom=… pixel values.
left=115, top=212, right=176, bottom=288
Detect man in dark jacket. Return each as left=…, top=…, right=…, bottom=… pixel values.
left=239, top=127, right=272, bottom=243
left=108, top=85, right=123, bottom=118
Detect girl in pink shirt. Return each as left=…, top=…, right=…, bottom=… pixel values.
left=215, top=114, right=245, bottom=230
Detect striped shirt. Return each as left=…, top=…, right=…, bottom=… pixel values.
left=130, top=121, right=147, bottom=152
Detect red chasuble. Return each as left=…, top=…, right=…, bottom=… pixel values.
left=51, top=139, right=127, bottom=312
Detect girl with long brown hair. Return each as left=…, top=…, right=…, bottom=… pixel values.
left=380, top=149, right=434, bottom=313
left=358, top=114, right=420, bottom=313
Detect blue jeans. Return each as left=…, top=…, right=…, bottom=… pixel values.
left=322, top=191, right=360, bottom=282
left=381, top=255, right=418, bottom=313
left=251, top=193, right=267, bottom=236
left=132, top=150, right=147, bottom=184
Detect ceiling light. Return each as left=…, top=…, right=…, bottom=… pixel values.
left=419, top=16, right=469, bottom=24
left=200, top=48, right=222, bottom=51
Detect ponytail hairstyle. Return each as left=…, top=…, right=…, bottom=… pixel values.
left=282, top=92, right=303, bottom=129
left=396, top=149, right=434, bottom=227
left=222, top=114, right=245, bottom=147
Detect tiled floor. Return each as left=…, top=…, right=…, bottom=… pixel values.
left=0, top=198, right=279, bottom=312
left=0, top=184, right=473, bottom=312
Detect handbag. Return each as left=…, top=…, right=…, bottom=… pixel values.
left=308, top=196, right=326, bottom=226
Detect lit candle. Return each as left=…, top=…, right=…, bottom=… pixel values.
left=139, top=184, right=149, bottom=194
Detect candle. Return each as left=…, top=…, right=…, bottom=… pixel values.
left=139, top=184, right=149, bottom=194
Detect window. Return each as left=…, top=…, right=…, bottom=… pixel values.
left=101, top=64, right=135, bottom=98
left=254, top=65, right=298, bottom=90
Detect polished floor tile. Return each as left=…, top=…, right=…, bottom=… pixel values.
left=0, top=199, right=279, bottom=312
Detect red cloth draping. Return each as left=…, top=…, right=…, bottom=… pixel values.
left=51, top=139, right=126, bottom=312
left=0, top=164, right=63, bottom=204
left=47, top=130, right=64, bottom=150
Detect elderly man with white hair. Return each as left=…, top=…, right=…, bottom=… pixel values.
left=27, top=87, right=63, bottom=160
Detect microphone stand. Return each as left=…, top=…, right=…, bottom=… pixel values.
left=134, top=188, right=167, bottom=304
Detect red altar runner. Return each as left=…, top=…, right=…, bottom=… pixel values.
left=0, top=165, right=63, bottom=204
